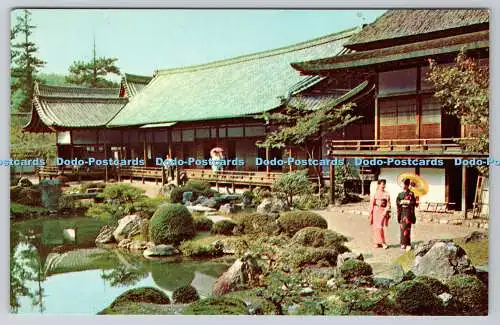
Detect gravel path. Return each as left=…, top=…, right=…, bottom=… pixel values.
left=316, top=202, right=475, bottom=277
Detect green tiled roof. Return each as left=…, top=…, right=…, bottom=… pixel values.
left=108, top=28, right=358, bottom=127
left=24, top=83, right=127, bottom=131
left=121, top=73, right=153, bottom=97
left=292, top=30, right=489, bottom=74
left=344, top=9, right=489, bottom=50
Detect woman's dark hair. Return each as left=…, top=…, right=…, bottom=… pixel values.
left=377, top=179, right=386, bottom=185
left=404, top=178, right=411, bottom=187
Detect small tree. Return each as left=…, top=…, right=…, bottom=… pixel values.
left=11, top=9, right=46, bottom=112
left=259, top=96, right=360, bottom=188
left=272, top=170, right=313, bottom=206
left=66, top=38, right=120, bottom=88
left=427, top=51, right=489, bottom=172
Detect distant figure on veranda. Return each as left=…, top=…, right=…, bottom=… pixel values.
left=210, top=147, right=224, bottom=172
left=397, top=178, right=417, bottom=251
left=369, top=179, right=390, bottom=249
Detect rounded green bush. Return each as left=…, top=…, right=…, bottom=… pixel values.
left=279, top=245, right=338, bottom=268
left=172, top=285, right=200, bottom=304
left=414, top=276, right=449, bottom=296
left=193, top=215, right=214, bottom=232
left=149, top=204, right=195, bottom=245
left=211, top=220, right=237, bottom=235
left=169, top=187, right=185, bottom=203
left=233, top=212, right=279, bottom=235
left=182, top=297, right=248, bottom=315
left=292, top=227, right=349, bottom=252
left=339, top=259, right=373, bottom=282
left=110, top=287, right=170, bottom=308
left=393, top=280, right=441, bottom=315
left=278, top=211, right=327, bottom=236
left=447, top=275, right=487, bottom=312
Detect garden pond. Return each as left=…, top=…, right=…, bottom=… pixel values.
left=10, top=216, right=232, bottom=314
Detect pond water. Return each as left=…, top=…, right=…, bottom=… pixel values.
left=10, top=216, right=232, bottom=315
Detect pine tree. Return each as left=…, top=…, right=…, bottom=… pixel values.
left=66, top=36, right=120, bottom=88
left=11, top=9, right=46, bottom=112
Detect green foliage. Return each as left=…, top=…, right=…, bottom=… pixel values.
left=109, top=287, right=170, bottom=308
left=291, top=227, right=349, bottom=252
left=178, top=236, right=224, bottom=258
left=10, top=203, right=49, bottom=218
left=172, top=285, right=200, bottom=304
left=211, top=220, right=237, bottom=235
left=86, top=203, right=120, bottom=221
left=11, top=9, right=46, bottom=112
left=278, top=211, right=328, bottom=236
left=65, top=41, right=120, bottom=88
left=169, top=186, right=185, bottom=203
left=278, top=245, right=338, bottom=268
left=393, top=280, right=441, bottom=315
left=169, top=180, right=215, bottom=204
left=86, top=196, right=163, bottom=222
left=192, top=215, right=214, bottom=232
left=333, top=164, right=356, bottom=203
left=101, top=184, right=146, bottom=204
left=413, top=276, right=449, bottom=296
left=446, top=275, right=487, bottom=313
left=293, top=194, right=329, bottom=210
left=232, top=212, right=280, bottom=235
left=271, top=170, right=313, bottom=206
left=79, top=182, right=106, bottom=193
left=149, top=204, right=195, bottom=245
left=428, top=52, right=489, bottom=172
left=10, top=185, right=42, bottom=206
left=339, top=260, right=373, bottom=282
left=325, top=288, right=390, bottom=315
left=184, top=179, right=212, bottom=193
left=10, top=114, right=55, bottom=160
left=182, top=297, right=248, bottom=315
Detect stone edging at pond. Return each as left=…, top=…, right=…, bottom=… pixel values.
left=417, top=213, right=488, bottom=230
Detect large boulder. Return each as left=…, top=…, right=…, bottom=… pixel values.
left=95, top=225, right=116, bottom=244
left=412, top=241, right=475, bottom=281
left=212, top=253, right=262, bottom=296
left=464, top=231, right=487, bottom=243
left=10, top=185, right=42, bottom=206
left=143, top=244, right=180, bottom=258
left=256, top=197, right=289, bottom=215
left=17, top=177, right=33, bottom=187
left=113, top=214, right=143, bottom=242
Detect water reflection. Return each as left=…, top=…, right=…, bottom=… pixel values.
left=10, top=217, right=231, bottom=314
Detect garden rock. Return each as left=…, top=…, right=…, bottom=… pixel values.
left=412, top=241, right=475, bottom=281
left=212, top=253, right=262, bottom=296
left=392, top=264, right=406, bottom=283
left=182, top=191, right=194, bottom=203
left=438, top=292, right=453, bottom=306
left=95, top=225, right=116, bottom=244
left=188, top=205, right=216, bottom=213
left=143, top=244, right=179, bottom=258
left=129, top=240, right=151, bottom=250
left=256, top=198, right=289, bottom=215
left=17, top=177, right=33, bottom=187
left=464, top=231, right=487, bottom=243
left=113, top=214, right=142, bottom=242
left=299, top=287, right=314, bottom=296
left=118, top=238, right=133, bottom=249
left=219, top=203, right=241, bottom=214
left=193, top=196, right=208, bottom=205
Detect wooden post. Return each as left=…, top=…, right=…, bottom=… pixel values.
left=161, top=166, right=165, bottom=185
left=330, top=163, right=335, bottom=204
left=265, top=146, right=270, bottom=174
left=104, top=145, right=108, bottom=183
left=462, top=166, right=467, bottom=219
left=288, top=148, right=293, bottom=172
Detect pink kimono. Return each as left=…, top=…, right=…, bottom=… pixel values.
left=369, top=190, right=391, bottom=245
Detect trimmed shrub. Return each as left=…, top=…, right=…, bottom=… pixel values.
left=292, top=227, right=349, bottom=252
left=393, top=280, right=441, bottom=315
left=278, top=211, right=327, bottom=236
left=293, top=194, right=329, bottom=210
left=79, top=182, right=106, bottom=193
left=169, top=187, right=185, bottom=203
left=339, top=259, right=373, bottom=282
left=279, top=244, right=338, bottom=268
left=232, top=212, right=279, bottom=235
left=182, top=297, right=248, bottom=315
left=172, top=285, right=200, bottom=304
left=193, top=215, right=214, bottom=232
left=101, top=184, right=146, bottom=203
left=149, top=204, right=195, bottom=245
left=271, top=170, right=313, bottom=206
left=447, top=275, right=487, bottom=312
left=184, top=180, right=212, bottom=194
left=109, top=287, right=170, bottom=308
left=414, top=276, right=449, bottom=296
left=178, top=237, right=224, bottom=258
left=211, top=220, right=237, bottom=235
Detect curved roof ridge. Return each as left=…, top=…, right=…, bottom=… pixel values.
left=35, top=82, right=121, bottom=99
left=123, top=73, right=153, bottom=84
left=156, top=27, right=359, bottom=76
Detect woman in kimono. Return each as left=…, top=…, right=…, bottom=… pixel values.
left=396, top=178, right=417, bottom=251
left=369, top=179, right=390, bottom=249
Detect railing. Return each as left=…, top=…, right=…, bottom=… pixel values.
left=327, top=138, right=478, bottom=154
left=38, top=166, right=106, bottom=180
left=184, top=168, right=284, bottom=187
left=118, top=166, right=164, bottom=184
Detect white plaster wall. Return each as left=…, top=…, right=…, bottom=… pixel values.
left=419, top=168, right=446, bottom=204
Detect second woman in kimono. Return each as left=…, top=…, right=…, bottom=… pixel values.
left=369, top=179, right=391, bottom=249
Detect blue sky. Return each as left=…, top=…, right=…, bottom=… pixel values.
left=11, top=9, right=385, bottom=77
